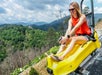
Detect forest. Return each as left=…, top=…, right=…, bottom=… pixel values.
left=0, top=17, right=101, bottom=75
left=0, top=24, right=63, bottom=75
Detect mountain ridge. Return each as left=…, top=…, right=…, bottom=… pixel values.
left=0, top=13, right=102, bottom=30
left=30, top=13, right=102, bottom=31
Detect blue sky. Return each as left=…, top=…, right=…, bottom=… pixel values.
left=0, top=0, right=101, bottom=24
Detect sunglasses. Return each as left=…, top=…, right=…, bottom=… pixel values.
left=69, top=8, right=75, bottom=11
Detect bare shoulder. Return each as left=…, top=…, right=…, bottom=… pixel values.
left=80, top=14, right=87, bottom=21
left=81, top=14, right=86, bottom=18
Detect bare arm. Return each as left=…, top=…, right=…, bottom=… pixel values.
left=57, top=20, right=72, bottom=53
left=58, top=19, right=72, bottom=45
left=65, top=19, right=72, bottom=37
left=59, top=15, right=86, bottom=45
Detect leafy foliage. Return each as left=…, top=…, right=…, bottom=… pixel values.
left=29, top=67, right=39, bottom=75
left=0, top=25, right=61, bottom=62
left=11, top=46, right=59, bottom=75
left=0, top=24, right=62, bottom=75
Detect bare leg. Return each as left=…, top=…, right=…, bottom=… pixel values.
left=50, top=41, right=75, bottom=61
left=57, top=38, right=71, bottom=54
left=57, top=44, right=66, bottom=54
left=59, top=39, right=76, bottom=59
left=59, top=36, right=88, bottom=60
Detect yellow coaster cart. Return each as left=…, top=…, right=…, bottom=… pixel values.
left=46, top=0, right=101, bottom=75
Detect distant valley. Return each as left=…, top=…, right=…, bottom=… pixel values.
left=30, top=13, right=102, bottom=31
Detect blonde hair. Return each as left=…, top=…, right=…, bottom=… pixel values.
left=69, top=2, right=82, bottom=18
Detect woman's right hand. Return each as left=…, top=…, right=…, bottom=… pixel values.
left=59, top=36, right=68, bottom=45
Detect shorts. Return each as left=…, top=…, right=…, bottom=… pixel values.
left=77, top=34, right=96, bottom=41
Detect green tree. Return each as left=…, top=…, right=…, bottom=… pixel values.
left=83, top=6, right=90, bottom=14
left=47, top=27, right=60, bottom=47
left=29, top=67, right=39, bottom=75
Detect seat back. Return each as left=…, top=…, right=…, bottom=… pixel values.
left=89, top=26, right=96, bottom=42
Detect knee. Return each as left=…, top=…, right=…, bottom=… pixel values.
left=71, top=37, right=77, bottom=42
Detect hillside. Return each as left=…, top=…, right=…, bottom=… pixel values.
left=95, top=20, right=102, bottom=36
left=95, top=20, right=102, bottom=29
left=30, top=13, right=102, bottom=31
left=19, top=58, right=48, bottom=75
left=19, top=20, right=102, bottom=75
left=31, top=16, right=69, bottom=31
left=0, top=25, right=61, bottom=75
left=1, top=14, right=101, bottom=75
left=94, top=13, right=102, bottom=24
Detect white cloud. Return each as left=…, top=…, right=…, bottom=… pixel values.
left=97, top=0, right=102, bottom=3
left=0, top=0, right=101, bottom=24
left=0, top=0, right=68, bottom=23
left=46, top=4, right=52, bottom=10
left=0, top=0, right=38, bottom=23
left=82, top=4, right=87, bottom=9
left=94, top=7, right=102, bottom=13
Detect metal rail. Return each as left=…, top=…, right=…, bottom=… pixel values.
left=80, top=0, right=95, bottom=28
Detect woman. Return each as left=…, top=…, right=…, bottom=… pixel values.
left=51, top=2, right=91, bottom=61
